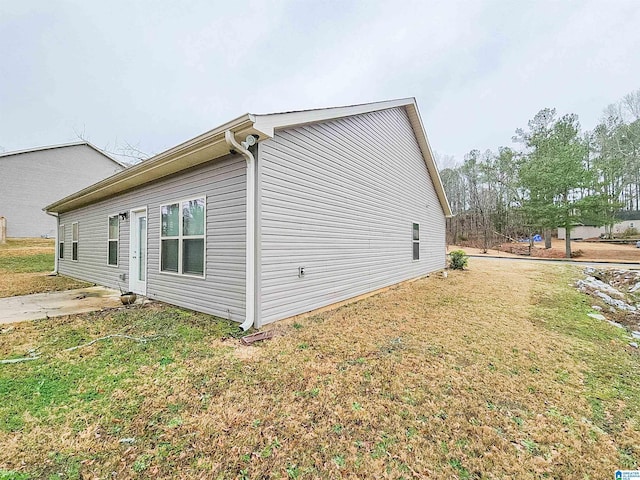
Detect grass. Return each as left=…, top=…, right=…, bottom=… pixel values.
left=530, top=266, right=640, bottom=457
left=0, top=253, right=54, bottom=273
left=0, top=259, right=638, bottom=478
left=0, top=238, right=89, bottom=297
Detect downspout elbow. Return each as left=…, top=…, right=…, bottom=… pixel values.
left=45, top=211, right=59, bottom=275
left=225, top=131, right=256, bottom=331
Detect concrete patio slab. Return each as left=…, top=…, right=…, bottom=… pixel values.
left=0, top=286, right=122, bottom=325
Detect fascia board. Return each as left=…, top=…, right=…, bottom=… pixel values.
left=251, top=98, right=416, bottom=136
left=404, top=102, right=453, bottom=217
left=253, top=98, right=453, bottom=218
left=45, top=115, right=257, bottom=213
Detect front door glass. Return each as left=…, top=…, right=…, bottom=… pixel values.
left=138, top=216, right=146, bottom=282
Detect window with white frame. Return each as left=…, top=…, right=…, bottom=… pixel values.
left=58, top=225, right=65, bottom=260
left=108, top=215, right=119, bottom=266
left=412, top=223, right=420, bottom=260
left=72, top=222, right=79, bottom=261
left=160, top=197, right=205, bottom=276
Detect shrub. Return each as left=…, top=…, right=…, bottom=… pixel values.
left=622, top=227, right=638, bottom=238
left=449, top=250, right=468, bottom=270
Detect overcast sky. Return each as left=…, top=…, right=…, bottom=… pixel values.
left=1, top=0, right=639, bottom=166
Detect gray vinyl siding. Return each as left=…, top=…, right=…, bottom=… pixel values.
left=0, top=145, right=123, bottom=237
left=258, top=106, right=446, bottom=325
left=58, top=154, right=247, bottom=322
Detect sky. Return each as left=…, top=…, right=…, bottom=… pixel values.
left=1, top=0, right=639, bottom=167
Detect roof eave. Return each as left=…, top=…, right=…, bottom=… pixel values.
left=46, top=114, right=260, bottom=213
left=253, top=98, right=452, bottom=217
left=252, top=97, right=418, bottom=137
left=402, top=102, right=453, bottom=217
left=45, top=99, right=453, bottom=218
left=0, top=141, right=125, bottom=169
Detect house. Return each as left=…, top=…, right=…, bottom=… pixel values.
left=0, top=142, right=125, bottom=238
left=558, top=218, right=639, bottom=240
left=45, top=98, right=452, bottom=329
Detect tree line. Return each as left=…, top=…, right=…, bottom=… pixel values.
left=439, top=88, right=640, bottom=257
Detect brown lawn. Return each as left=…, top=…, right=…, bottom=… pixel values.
left=0, top=259, right=638, bottom=478
left=0, top=238, right=90, bottom=297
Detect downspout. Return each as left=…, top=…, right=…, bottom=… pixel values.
left=46, top=211, right=59, bottom=274
left=225, top=130, right=256, bottom=331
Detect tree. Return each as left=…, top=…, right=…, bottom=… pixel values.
left=590, top=117, right=627, bottom=236
left=439, top=89, right=640, bottom=252
left=480, top=146, right=525, bottom=242
left=517, top=109, right=606, bottom=257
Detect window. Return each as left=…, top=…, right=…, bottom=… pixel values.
left=160, top=197, right=205, bottom=276
left=58, top=225, right=65, bottom=260
left=108, top=215, right=119, bottom=266
left=412, top=223, right=420, bottom=260
left=72, top=222, right=79, bottom=261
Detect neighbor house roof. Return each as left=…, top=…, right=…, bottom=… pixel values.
left=0, top=141, right=127, bottom=169
left=45, top=98, right=452, bottom=216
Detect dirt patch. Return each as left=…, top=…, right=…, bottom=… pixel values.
left=452, top=238, right=640, bottom=262
left=499, top=243, right=575, bottom=258
left=0, top=272, right=90, bottom=298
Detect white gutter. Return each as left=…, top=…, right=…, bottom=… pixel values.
left=225, top=130, right=256, bottom=331
left=46, top=211, right=59, bottom=274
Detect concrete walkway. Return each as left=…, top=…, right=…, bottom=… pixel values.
left=0, top=286, right=122, bottom=325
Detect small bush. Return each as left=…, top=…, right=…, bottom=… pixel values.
left=449, top=250, right=468, bottom=270
left=622, top=227, right=638, bottom=238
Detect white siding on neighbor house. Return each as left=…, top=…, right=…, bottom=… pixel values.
left=0, top=144, right=123, bottom=238
left=558, top=220, right=639, bottom=239
left=258, top=106, right=446, bottom=325
left=58, top=155, right=247, bottom=322
left=557, top=226, right=605, bottom=240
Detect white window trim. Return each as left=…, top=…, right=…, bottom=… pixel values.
left=107, top=214, right=119, bottom=267
left=159, top=195, right=206, bottom=279
left=412, top=222, right=420, bottom=261
left=58, top=224, right=65, bottom=261
left=71, top=222, right=79, bottom=262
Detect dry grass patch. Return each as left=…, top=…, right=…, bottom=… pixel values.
left=0, top=260, right=639, bottom=479
left=0, top=238, right=57, bottom=257
left=0, top=238, right=89, bottom=297
left=0, top=272, right=90, bottom=298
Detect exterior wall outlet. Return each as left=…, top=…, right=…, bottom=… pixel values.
left=298, top=266, right=305, bottom=278
left=119, top=273, right=127, bottom=281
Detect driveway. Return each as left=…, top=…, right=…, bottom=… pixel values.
left=0, top=286, right=122, bottom=325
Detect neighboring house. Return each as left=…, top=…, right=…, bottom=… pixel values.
left=0, top=142, right=125, bottom=238
left=45, top=98, right=452, bottom=329
left=558, top=220, right=639, bottom=240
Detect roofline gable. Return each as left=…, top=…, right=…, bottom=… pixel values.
left=250, top=98, right=416, bottom=137
left=45, top=99, right=452, bottom=216
left=251, top=98, right=452, bottom=217
left=0, top=141, right=127, bottom=169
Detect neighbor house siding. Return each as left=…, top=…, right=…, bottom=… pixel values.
left=0, top=145, right=123, bottom=238
left=58, top=154, right=247, bottom=322
left=558, top=220, right=639, bottom=239
left=258, top=106, right=446, bottom=325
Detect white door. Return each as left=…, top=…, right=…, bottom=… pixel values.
left=129, top=208, right=147, bottom=294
